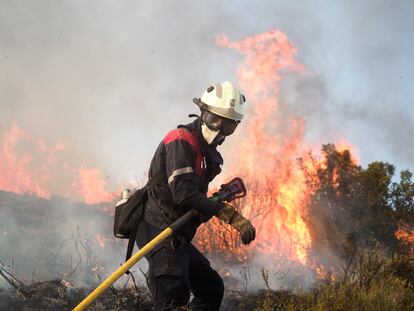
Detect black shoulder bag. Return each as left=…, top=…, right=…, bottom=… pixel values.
left=113, top=172, right=164, bottom=263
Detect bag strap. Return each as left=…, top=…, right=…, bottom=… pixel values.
left=125, top=171, right=165, bottom=266
left=125, top=228, right=138, bottom=269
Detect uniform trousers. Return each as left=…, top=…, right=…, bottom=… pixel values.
left=136, top=220, right=224, bottom=310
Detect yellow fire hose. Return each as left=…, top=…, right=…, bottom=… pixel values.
left=73, top=177, right=246, bottom=310
left=73, top=209, right=196, bottom=311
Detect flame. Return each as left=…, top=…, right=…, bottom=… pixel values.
left=313, top=264, right=336, bottom=282
left=0, top=123, right=51, bottom=198
left=195, top=30, right=313, bottom=266
left=395, top=224, right=414, bottom=253
left=77, top=169, right=115, bottom=204
left=0, top=123, right=115, bottom=204
left=335, top=140, right=360, bottom=165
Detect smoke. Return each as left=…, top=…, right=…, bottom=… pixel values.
left=1, top=0, right=412, bottom=184
left=0, top=190, right=152, bottom=289
left=340, top=104, right=414, bottom=167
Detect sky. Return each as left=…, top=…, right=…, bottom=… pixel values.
left=1, top=0, right=413, bottom=190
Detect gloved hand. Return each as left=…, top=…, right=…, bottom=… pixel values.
left=216, top=203, right=256, bottom=245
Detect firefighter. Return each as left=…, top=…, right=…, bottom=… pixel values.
left=136, top=81, right=256, bottom=310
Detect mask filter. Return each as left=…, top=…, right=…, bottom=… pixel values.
left=201, top=123, right=221, bottom=145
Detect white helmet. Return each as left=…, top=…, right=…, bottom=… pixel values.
left=195, top=81, right=245, bottom=121
left=193, top=81, right=246, bottom=144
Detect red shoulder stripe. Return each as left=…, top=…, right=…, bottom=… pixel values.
left=163, top=128, right=197, bottom=150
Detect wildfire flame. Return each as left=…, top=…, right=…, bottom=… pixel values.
left=196, top=30, right=314, bottom=266
left=0, top=123, right=52, bottom=198
left=335, top=140, right=360, bottom=165
left=395, top=224, right=414, bottom=253
left=77, top=169, right=115, bottom=205
left=0, top=123, right=115, bottom=204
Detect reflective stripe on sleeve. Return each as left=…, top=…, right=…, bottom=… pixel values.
left=168, top=167, right=194, bottom=185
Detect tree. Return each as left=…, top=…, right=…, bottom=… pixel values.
left=392, top=170, right=414, bottom=218
left=304, top=144, right=413, bottom=268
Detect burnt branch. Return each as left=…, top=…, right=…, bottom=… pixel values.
left=0, top=261, right=29, bottom=297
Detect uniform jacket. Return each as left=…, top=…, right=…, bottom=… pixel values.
left=143, top=118, right=224, bottom=241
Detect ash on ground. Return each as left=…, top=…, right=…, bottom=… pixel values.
left=0, top=280, right=275, bottom=311
left=0, top=280, right=151, bottom=311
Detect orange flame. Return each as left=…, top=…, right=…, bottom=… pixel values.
left=77, top=169, right=115, bottom=204
left=0, top=123, right=51, bottom=198
left=335, top=140, right=360, bottom=165
left=395, top=224, right=414, bottom=253
left=195, top=30, right=313, bottom=266
left=0, top=123, right=115, bottom=204
left=313, top=264, right=336, bottom=282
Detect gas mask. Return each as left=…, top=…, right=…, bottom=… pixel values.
left=201, top=111, right=239, bottom=145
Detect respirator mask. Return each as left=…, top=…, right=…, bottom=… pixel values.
left=201, top=110, right=239, bottom=145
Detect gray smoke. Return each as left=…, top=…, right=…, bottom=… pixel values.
left=1, top=0, right=412, bottom=184
left=0, top=190, right=154, bottom=288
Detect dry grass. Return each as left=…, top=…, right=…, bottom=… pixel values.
left=254, top=250, right=414, bottom=311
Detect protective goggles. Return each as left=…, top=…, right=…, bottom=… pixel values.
left=203, top=111, right=240, bottom=136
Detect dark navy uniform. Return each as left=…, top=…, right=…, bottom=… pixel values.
left=136, top=119, right=224, bottom=310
